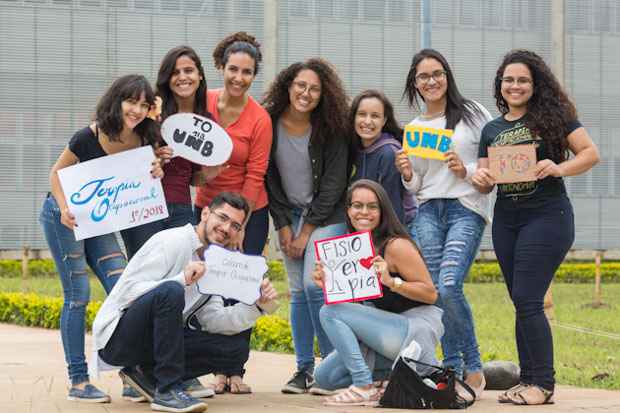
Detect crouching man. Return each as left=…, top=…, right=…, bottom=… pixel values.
left=90, top=192, right=278, bottom=413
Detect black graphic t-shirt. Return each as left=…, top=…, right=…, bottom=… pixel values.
left=479, top=116, right=582, bottom=207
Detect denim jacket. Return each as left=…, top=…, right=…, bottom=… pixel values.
left=266, top=117, right=349, bottom=230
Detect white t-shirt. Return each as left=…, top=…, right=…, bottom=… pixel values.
left=402, top=102, right=493, bottom=222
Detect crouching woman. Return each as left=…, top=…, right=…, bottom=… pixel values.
left=312, top=179, right=443, bottom=406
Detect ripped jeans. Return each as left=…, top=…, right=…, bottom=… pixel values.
left=40, top=195, right=126, bottom=385
left=411, top=199, right=485, bottom=376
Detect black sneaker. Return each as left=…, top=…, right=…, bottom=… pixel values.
left=119, top=366, right=156, bottom=402
left=151, top=386, right=208, bottom=413
left=281, top=369, right=314, bottom=394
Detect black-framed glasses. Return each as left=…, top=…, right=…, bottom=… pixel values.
left=500, top=76, right=532, bottom=86
left=211, top=211, right=243, bottom=232
left=415, top=70, right=447, bottom=84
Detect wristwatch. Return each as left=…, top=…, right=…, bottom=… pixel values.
left=391, top=276, right=403, bottom=291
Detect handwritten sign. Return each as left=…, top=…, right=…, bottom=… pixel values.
left=488, top=144, right=537, bottom=184
left=196, top=245, right=268, bottom=305
left=57, top=146, right=168, bottom=240
left=403, top=125, right=453, bottom=160
left=314, top=231, right=382, bottom=304
left=161, top=113, right=233, bottom=166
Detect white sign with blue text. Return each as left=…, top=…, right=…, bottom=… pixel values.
left=197, top=245, right=269, bottom=305
left=161, top=113, right=233, bottom=166
left=57, top=146, right=168, bottom=241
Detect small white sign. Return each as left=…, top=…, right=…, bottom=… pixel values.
left=314, top=231, right=383, bottom=304
left=57, top=146, right=168, bottom=240
left=197, top=245, right=269, bottom=305
left=161, top=113, right=233, bottom=166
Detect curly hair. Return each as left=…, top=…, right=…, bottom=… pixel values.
left=212, top=31, right=262, bottom=75
left=262, top=58, right=349, bottom=145
left=156, top=46, right=209, bottom=122
left=95, top=74, right=159, bottom=146
left=349, top=89, right=403, bottom=163
left=494, top=49, right=577, bottom=163
left=403, top=48, right=485, bottom=130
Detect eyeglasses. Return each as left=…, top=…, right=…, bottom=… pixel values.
left=292, top=80, right=321, bottom=96
left=500, top=76, right=533, bottom=86
left=349, top=202, right=380, bottom=213
left=415, top=70, right=447, bottom=84
left=211, top=211, right=243, bottom=232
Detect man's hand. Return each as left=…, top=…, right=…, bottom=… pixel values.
left=184, top=261, right=205, bottom=285
left=256, top=278, right=278, bottom=313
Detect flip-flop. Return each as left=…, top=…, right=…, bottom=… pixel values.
left=507, top=385, right=554, bottom=405
left=229, top=379, right=252, bottom=394
left=213, top=375, right=228, bottom=394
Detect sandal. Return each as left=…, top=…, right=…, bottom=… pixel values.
left=506, top=384, right=554, bottom=405
left=498, top=383, right=528, bottom=403
left=212, top=374, right=228, bottom=394
left=324, top=385, right=381, bottom=407
left=228, top=376, right=252, bottom=394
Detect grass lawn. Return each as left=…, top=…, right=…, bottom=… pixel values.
left=1, top=276, right=618, bottom=390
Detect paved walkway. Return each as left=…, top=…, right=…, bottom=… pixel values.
left=2, top=323, right=620, bottom=412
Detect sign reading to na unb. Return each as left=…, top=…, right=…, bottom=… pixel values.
left=403, top=125, right=453, bottom=160
left=161, top=113, right=233, bottom=166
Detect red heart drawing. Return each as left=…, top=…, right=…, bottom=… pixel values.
left=359, top=256, right=374, bottom=270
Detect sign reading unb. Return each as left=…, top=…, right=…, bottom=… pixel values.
left=161, top=113, right=233, bottom=166
left=403, top=125, right=453, bottom=160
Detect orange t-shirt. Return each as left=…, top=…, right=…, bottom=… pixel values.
left=195, top=89, right=273, bottom=210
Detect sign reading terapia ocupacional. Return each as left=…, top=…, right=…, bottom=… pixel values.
left=197, top=245, right=268, bottom=305
left=57, top=146, right=168, bottom=241
left=403, top=124, right=453, bottom=160
left=161, top=113, right=233, bottom=166
left=314, top=231, right=383, bottom=305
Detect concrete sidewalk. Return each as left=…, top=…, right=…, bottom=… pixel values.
left=2, top=323, right=619, bottom=413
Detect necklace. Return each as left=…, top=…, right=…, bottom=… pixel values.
left=420, top=111, right=445, bottom=120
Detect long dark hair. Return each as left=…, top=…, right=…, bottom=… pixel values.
left=403, top=48, right=484, bottom=130
left=346, top=179, right=414, bottom=253
left=212, top=31, right=262, bottom=75
left=349, top=89, right=403, bottom=164
left=95, top=74, right=158, bottom=146
left=156, top=46, right=208, bottom=121
left=262, top=58, right=349, bottom=145
left=494, top=49, right=577, bottom=163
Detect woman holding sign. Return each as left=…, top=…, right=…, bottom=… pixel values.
left=473, top=50, right=599, bottom=405
left=312, top=179, right=441, bottom=406
left=349, top=89, right=416, bottom=226
left=194, top=32, right=272, bottom=255
left=39, top=75, right=162, bottom=402
left=263, top=58, right=350, bottom=394
left=394, top=48, right=492, bottom=399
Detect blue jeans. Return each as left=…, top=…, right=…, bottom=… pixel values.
left=39, top=195, right=126, bottom=385
left=492, top=196, right=574, bottom=391
left=315, top=303, right=444, bottom=389
left=282, top=210, right=346, bottom=371
left=122, top=202, right=195, bottom=260
left=411, top=199, right=485, bottom=376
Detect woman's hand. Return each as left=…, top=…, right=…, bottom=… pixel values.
left=372, top=255, right=393, bottom=287
left=154, top=145, right=173, bottom=165
left=535, top=159, right=563, bottom=179
left=312, top=261, right=326, bottom=289
left=444, top=150, right=466, bottom=179
left=150, top=157, right=164, bottom=179
left=60, top=208, right=77, bottom=230
left=278, top=226, right=293, bottom=256
left=395, top=150, right=413, bottom=182
left=288, top=232, right=310, bottom=259
left=471, top=167, right=496, bottom=190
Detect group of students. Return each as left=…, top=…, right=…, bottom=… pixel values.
left=40, top=29, right=600, bottom=412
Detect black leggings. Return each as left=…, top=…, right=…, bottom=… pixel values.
left=492, top=196, right=574, bottom=391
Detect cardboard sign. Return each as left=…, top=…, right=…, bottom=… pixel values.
left=314, top=231, right=383, bottom=304
left=57, top=146, right=168, bottom=240
left=196, top=245, right=268, bottom=305
left=161, top=113, right=233, bottom=166
left=403, top=124, right=453, bottom=160
left=488, top=144, right=537, bottom=184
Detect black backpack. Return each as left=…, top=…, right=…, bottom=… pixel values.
left=379, top=357, right=476, bottom=409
